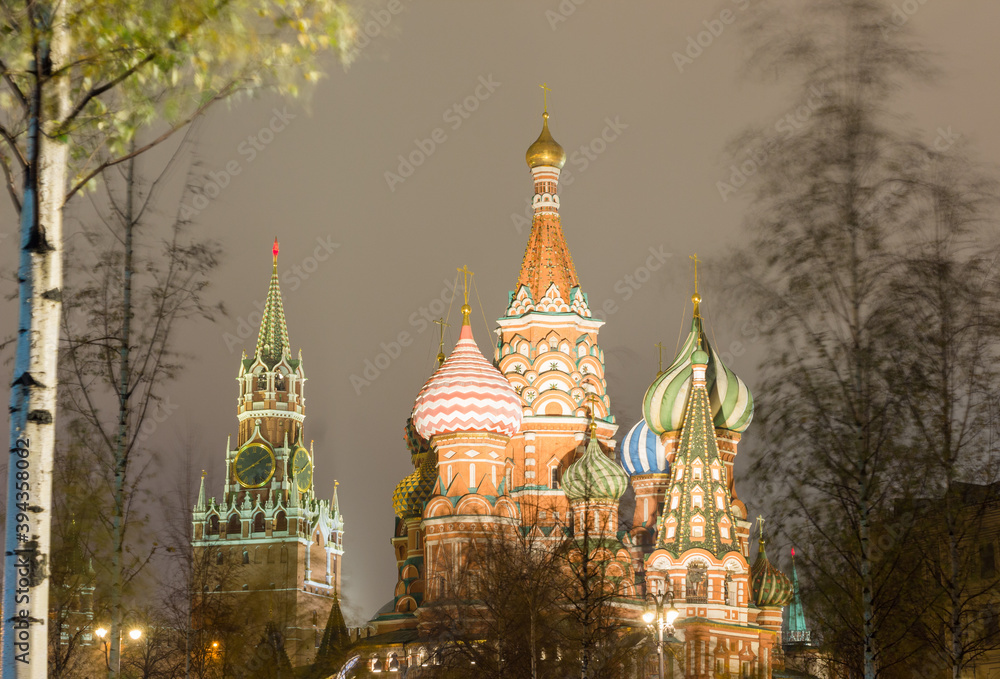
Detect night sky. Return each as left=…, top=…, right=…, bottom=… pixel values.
left=3, top=0, right=1000, bottom=625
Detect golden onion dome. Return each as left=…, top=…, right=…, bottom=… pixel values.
left=525, top=112, right=566, bottom=169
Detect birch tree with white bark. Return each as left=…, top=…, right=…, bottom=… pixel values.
left=0, top=3, right=355, bottom=676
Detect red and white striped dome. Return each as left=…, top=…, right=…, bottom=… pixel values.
left=412, top=322, right=523, bottom=439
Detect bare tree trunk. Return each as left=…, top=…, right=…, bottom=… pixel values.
left=2, top=3, right=69, bottom=677
left=108, top=153, right=136, bottom=678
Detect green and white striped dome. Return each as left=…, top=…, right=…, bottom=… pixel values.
left=643, top=316, right=754, bottom=435
left=562, top=432, right=628, bottom=503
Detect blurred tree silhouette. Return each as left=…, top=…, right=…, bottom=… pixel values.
left=727, top=1, right=1000, bottom=677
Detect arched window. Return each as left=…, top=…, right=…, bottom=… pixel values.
left=280, top=547, right=288, bottom=564
left=267, top=547, right=275, bottom=564
left=216, top=551, right=223, bottom=565
left=257, top=374, right=267, bottom=390
left=227, top=514, right=241, bottom=536
left=275, top=511, right=288, bottom=532
left=550, top=466, right=561, bottom=490
left=275, top=374, right=286, bottom=391
left=208, top=515, right=220, bottom=535
left=253, top=512, right=265, bottom=534
left=242, top=550, right=250, bottom=565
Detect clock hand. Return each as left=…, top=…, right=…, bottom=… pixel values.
left=245, top=454, right=271, bottom=475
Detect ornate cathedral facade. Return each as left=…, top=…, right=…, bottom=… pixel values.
left=361, top=110, right=799, bottom=678
left=191, top=241, right=345, bottom=666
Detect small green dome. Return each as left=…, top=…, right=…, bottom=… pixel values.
left=691, top=349, right=709, bottom=365
left=562, top=435, right=628, bottom=503
left=751, top=541, right=794, bottom=607
left=403, top=417, right=431, bottom=457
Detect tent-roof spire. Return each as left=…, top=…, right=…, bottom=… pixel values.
left=255, top=238, right=291, bottom=367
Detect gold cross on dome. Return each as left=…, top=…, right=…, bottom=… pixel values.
left=457, top=265, right=473, bottom=305
left=690, top=253, right=703, bottom=318
left=433, top=318, right=450, bottom=366
left=755, top=515, right=766, bottom=538
left=540, top=83, right=551, bottom=114
left=690, top=253, right=701, bottom=294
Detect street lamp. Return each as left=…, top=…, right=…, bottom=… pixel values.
left=94, top=623, right=142, bottom=674
left=644, top=583, right=680, bottom=679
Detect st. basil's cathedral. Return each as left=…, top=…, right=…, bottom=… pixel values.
left=191, top=106, right=813, bottom=677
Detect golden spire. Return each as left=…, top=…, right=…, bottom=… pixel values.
left=433, top=318, right=450, bottom=366
left=655, top=342, right=665, bottom=375
left=540, top=82, right=551, bottom=114
left=756, top=514, right=766, bottom=543
left=457, top=265, right=473, bottom=326
left=690, top=253, right=702, bottom=318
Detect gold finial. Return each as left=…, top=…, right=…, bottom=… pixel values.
left=655, top=342, right=665, bottom=375
left=586, top=393, right=600, bottom=434
left=457, top=265, right=473, bottom=325
left=540, top=82, right=551, bottom=115
left=756, top=515, right=766, bottom=542
left=690, top=253, right=702, bottom=318
left=201, top=469, right=206, bottom=478
left=335, top=480, right=339, bottom=487
left=433, top=318, right=450, bottom=366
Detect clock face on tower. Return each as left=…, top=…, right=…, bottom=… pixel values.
left=292, top=446, right=313, bottom=493
left=234, top=443, right=276, bottom=488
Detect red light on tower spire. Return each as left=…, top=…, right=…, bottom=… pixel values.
left=791, top=546, right=796, bottom=557
left=272, top=237, right=279, bottom=260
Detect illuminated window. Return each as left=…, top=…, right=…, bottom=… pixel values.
left=716, top=495, right=725, bottom=510
left=692, top=525, right=703, bottom=538
left=692, top=461, right=703, bottom=481
left=712, top=467, right=720, bottom=481
left=675, top=466, right=684, bottom=480
left=692, top=494, right=703, bottom=509
left=720, top=525, right=730, bottom=538
left=671, top=496, right=679, bottom=510
left=666, top=526, right=676, bottom=539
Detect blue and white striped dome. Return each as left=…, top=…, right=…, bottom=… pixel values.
left=619, top=418, right=668, bottom=476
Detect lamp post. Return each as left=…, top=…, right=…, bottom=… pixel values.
left=94, top=624, right=142, bottom=676
left=642, top=584, right=679, bottom=679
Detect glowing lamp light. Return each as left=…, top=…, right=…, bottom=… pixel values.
left=642, top=610, right=655, bottom=624
left=665, top=605, right=680, bottom=626
left=95, top=627, right=108, bottom=639
left=212, top=642, right=219, bottom=649
left=129, top=629, right=142, bottom=641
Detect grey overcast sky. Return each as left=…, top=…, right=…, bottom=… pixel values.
left=3, top=0, right=1000, bottom=624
